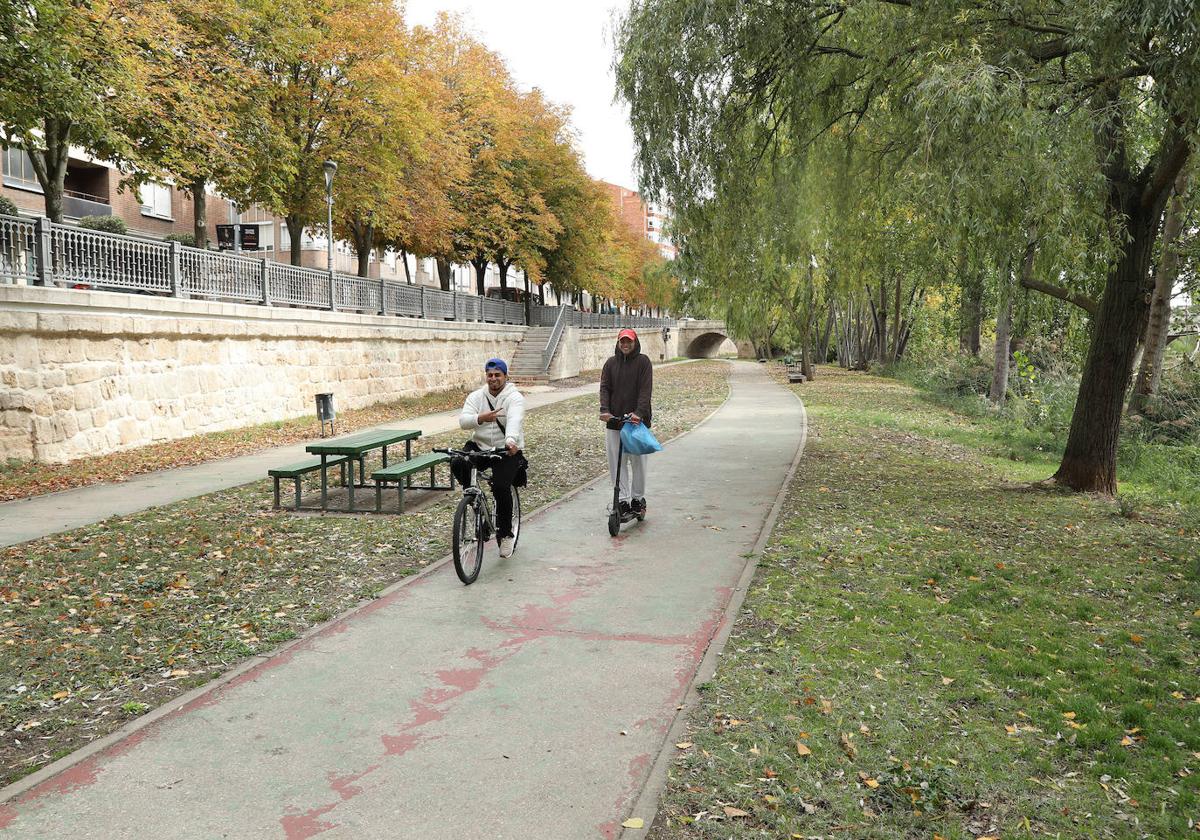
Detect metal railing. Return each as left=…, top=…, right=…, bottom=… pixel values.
left=530, top=305, right=673, bottom=331
left=0, top=213, right=526, bottom=325
left=542, top=304, right=570, bottom=370
left=0, top=214, right=39, bottom=285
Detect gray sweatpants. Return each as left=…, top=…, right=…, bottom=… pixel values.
left=606, top=427, right=646, bottom=503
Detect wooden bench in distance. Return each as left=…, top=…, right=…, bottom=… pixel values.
left=372, top=452, right=454, bottom=513
left=269, top=455, right=358, bottom=510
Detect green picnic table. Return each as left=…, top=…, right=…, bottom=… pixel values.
left=306, top=429, right=421, bottom=511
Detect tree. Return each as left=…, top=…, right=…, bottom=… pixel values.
left=0, top=0, right=196, bottom=222
left=331, top=20, right=439, bottom=277
left=616, top=0, right=1199, bottom=494
left=121, top=0, right=262, bottom=248
left=243, top=0, right=413, bottom=266
left=538, top=176, right=614, bottom=307
left=1129, top=168, right=1194, bottom=414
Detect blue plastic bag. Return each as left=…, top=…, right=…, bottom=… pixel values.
left=621, top=421, right=663, bottom=455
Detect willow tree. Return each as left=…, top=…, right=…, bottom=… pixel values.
left=616, top=0, right=1198, bottom=494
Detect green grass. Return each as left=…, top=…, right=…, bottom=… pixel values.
left=650, top=367, right=1199, bottom=839
left=889, top=361, right=1200, bottom=507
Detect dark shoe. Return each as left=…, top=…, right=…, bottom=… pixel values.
left=618, top=500, right=632, bottom=515
left=631, top=498, right=646, bottom=514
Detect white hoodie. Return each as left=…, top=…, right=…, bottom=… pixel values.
left=458, top=382, right=526, bottom=450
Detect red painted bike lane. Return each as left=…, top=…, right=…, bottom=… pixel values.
left=0, top=363, right=805, bottom=839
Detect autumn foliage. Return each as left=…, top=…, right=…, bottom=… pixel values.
left=0, top=2, right=669, bottom=310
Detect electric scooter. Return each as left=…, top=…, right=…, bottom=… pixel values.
left=607, top=414, right=646, bottom=536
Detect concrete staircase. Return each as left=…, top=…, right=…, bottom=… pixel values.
left=507, top=326, right=555, bottom=385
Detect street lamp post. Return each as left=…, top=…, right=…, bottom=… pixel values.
left=323, top=160, right=338, bottom=271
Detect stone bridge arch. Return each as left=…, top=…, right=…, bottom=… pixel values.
left=675, top=321, right=749, bottom=359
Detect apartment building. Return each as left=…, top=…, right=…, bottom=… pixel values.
left=600, top=180, right=677, bottom=260
left=2, top=144, right=545, bottom=296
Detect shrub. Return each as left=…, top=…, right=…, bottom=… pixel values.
left=904, top=354, right=993, bottom=398
left=0, top=196, right=19, bottom=217
left=164, top=232, right=196, bottom=248
left=1127, top=366, right=1200, bottom=445
left=79, top=215, right=128, bottom=235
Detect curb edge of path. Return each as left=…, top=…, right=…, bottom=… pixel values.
left=0, top=359, right=734, bottom=809
left=618, top=381, right=809, bottom=839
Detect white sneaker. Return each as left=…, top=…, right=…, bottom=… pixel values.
left=498, top=537, right=514, bottom=558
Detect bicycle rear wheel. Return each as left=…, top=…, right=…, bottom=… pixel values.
left=452, top=495, right=485, bottom=584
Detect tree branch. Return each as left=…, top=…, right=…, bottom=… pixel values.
left=1140, top=120, right=1191, bottom=209
left=1027, top=37, right=1074, bottom=62
left=1020, top=275, right=1098, bottom=316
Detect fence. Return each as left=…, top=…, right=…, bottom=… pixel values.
left=529, top=305, right=673, bottom=330
left=0, top=214, right=525, bottom=325
left=0, top=214, right=684, bottom=331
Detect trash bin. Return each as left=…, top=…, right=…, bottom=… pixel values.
left=316, top=392, right=336, bottom=436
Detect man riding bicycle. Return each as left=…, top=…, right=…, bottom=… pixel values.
left=454, top=358, right=525, bottom=558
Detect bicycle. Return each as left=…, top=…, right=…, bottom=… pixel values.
left=433, top=446, right=522, bottom=584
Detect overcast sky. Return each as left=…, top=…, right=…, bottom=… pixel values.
left=403, top=0, right=639, bottom=192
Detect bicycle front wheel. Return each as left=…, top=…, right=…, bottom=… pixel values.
left=452, top=495, right=485, bottom=585
left=509, top=486, right=521, bottom=554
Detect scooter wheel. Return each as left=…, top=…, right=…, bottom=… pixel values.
left=636, top=512, right=645, bottom=521
left=607, top=512, right=620, bottom=537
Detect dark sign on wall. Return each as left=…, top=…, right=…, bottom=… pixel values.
left=240, top=224, right=259, bottom=250
left=215, top=224, right=235, bottom=250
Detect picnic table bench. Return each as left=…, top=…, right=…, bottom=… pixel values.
left=372, top=451, right=453, bottom=513
left=785, top=358, right=807, bottom=384
left=269, top=454, right=361, bottom=510
left=305, top=428, right=422, bottom=512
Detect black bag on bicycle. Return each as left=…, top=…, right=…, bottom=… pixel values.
left=512, top=452, right=529, bottom=488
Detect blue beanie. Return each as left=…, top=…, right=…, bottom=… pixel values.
left=485, top=357, right=508, bottom=375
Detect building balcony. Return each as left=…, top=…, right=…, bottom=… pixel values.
left=62, top=189, right=111, bottom=219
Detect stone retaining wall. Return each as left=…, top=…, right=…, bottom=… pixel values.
left=0, top=287, right=523, bottom=463
left=547, top=327, right=679, bottom=380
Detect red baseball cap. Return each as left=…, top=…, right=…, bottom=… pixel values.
left=617, top=328, right=637, bottom=342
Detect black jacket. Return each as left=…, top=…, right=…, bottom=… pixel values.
left=599, top=336, right=653, bottom=428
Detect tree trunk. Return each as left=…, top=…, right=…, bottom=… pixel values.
left=817, top=305, right=835, bottom=364
left=287, top=214, right=305, bottom=266
left=190, top=177, right=208, bottom=248
left=1053, top=202, right=1162, bottom=493
left=990, top=292, right=1012, bottom=404
left=436, top=258, right=452, bottom=292
left=471, top=254, right=488, bottom=296
left=876, top=282, right=888, bottom=363
left=958, top=246, right=983, bottom=356
left=890, top=275, right=902, bottom=362
left=351, top=219, right=373, bottom=277
left=1129, top=169, right=1191, bottom=414
left=523, top=272, right=532, bottom=324
left=497, top=257, right=510, bottom=292
left=401, top=250, right=413, bottom=285
left=25, top=118, right=71, bottom=224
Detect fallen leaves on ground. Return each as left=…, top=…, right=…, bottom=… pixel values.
left=0, top=362, right=731, bottom=787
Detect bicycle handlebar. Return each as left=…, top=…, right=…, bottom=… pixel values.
left=433, top=446, right=506, bottom=459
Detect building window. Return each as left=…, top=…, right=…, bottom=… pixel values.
left=245, top=222, right=274, bottom=252
left=138, top=182, right=173, bottom=220
left=2, top=147, right=42, bottom=192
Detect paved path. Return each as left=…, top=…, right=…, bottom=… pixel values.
left=0, top=380, right=611, bottom=548
left=0, top=362, right=806, bottom=839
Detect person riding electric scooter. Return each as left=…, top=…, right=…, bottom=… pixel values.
left=599, top=328, right=654, bottom=531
